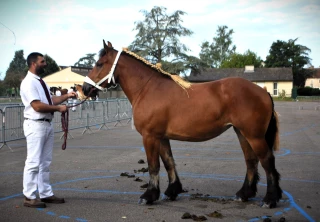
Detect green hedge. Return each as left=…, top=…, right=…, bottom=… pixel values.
left=297, top=87, right=320, bottom=96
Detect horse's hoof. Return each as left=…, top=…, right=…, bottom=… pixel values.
left=161, top=194, right=169, bottom=201
left=138, top=198, right=146, bottom=204
left=260, top=202, right=277, bottom=208
left=138, top=198, right=153, bottom=205
left=161, top=194, right=178, bottom=201
left=234, top=196, right=243, bottom=202
left=261, top=202, right=270, bottom=208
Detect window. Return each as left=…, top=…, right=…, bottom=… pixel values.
left=273, top=82, right=278, bottom=96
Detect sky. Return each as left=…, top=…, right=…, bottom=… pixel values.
left=0, top=0, right=319, bottom=80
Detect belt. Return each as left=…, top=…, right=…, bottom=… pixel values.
left=24, top=118, right=52, bottom=123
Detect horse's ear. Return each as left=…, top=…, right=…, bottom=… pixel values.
left=103, top=39, right=108, bottom=51
left=103, top=40, right=113, bottom=51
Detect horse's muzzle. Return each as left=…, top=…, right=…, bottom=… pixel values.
left=82, top=82, right=98, bottom=97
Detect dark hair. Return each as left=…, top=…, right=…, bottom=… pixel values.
left=27, top=52, right=43, bottom=67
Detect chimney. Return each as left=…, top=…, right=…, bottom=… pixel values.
left=244, top=65, right=254, bottom=73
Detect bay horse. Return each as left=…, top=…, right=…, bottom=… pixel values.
left=58, top=87, right=68, bottom=95
left=50, top=86, right=68, bottom=96
left=82, top=40, right=282, bottom=208
left=75, top=84, right=96, bottom=101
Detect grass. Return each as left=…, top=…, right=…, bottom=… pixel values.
left=273, top=97, right=295, bottom=102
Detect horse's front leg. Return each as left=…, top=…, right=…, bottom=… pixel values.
left=139, top=135, right=161, bottom=204
left=160, top=139, right=183, bottom=200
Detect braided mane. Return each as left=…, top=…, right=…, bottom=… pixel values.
left=121, top=48, right=192, bottom=90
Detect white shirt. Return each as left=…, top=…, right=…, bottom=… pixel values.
left=20, top=71, right=53, bottom=120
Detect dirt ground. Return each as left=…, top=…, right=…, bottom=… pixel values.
left=0, top=101, right=319, bottom=222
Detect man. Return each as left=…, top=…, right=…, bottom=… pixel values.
left=20, top=52, right=77, bottom=208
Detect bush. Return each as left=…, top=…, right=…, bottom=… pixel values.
left=298, top=87, right=313, bottom=96
left=278, top=89, right=286, bottom=99
left=312, top=88, right=320, bottom=95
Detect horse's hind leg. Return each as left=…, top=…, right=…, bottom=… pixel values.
left=139, top=135, right=161, bottom=204
left=249, top=138, right=282, bottom=208
left=234, top=128, right=260, bottom=201
left=159, top=139, right=183, bottom=200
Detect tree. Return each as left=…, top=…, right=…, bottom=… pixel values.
left=129, top=6, right=193, bottom=75
left=199, top=25, right=236, bottom=68
left=0, top=79, right=7, bottom=96
left=220, top=50, right=263, bottom=68
left=4, top=50, right=27, bottom=98
left=265, top=38, right=312, bottom=87
left=74, top=53, right=96, bottom=68
left=42, top=54, right=60, bottom=78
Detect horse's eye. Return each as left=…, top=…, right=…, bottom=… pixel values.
left=96, top=63, right=102, bottom=67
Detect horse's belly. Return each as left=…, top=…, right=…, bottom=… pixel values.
left=165, top=121, right=232, bottom=142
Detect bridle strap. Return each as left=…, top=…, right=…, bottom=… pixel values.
left=84, top=76, right=105, bottom=91
left=84, top=49, right=122, bottom=90
left=61, top=88, right=94, bottom=150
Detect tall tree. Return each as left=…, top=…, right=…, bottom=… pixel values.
left=4, top=50, right=27, bottom=98
left=129, top=6, right=193, bottom=75
left=0, top=79, right=7, bottom=96
left=42, top=54, right=60, bottom=78
left=265, top=38, right=312, bottom=86
left=74, top=53, right=96, bottom=68
left=199, top=25, right=236, bottom=68
left=220, top=50, right=262, bottom=68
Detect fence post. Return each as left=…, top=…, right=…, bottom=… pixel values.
left=0, top=110, right=13, bottom=151
left=114, top=99, right=122, bottom=127
left=99, top=101, right=109, bottom=130
left=82, top=113, right=93, bottom=134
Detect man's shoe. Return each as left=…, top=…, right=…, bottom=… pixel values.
left=41, top=195, right=65, bottom=204
left=24, top=197, right=46, bottom=208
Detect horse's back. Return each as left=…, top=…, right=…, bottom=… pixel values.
left=192, top=77, right=271, bottom=109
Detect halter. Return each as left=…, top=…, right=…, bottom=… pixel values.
left=84, top=49, right=122, bottom=91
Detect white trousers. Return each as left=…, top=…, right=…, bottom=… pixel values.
left=23, top=120, right=54, bottom=199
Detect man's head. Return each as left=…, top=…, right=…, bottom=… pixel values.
left=27, top=52, right=46, bottom=75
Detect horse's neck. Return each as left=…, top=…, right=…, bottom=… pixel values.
left=116, top=55, right=160, bottom=104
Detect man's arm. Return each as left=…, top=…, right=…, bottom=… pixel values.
left=52, top=92, right=77, bottom=105
left=31, top=100, right=67, bottom=113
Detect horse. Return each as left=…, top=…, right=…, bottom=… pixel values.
left=70, top=85, right=77, bottom=92
left=82, top=40, right=282, bottom=208
left=49, top=86, right=68, bottom=96
left=50, top=86, right=58, bottom=95
left=75, top=84, right=96, bottom=101
left=58, top=87, right=68, bottom=95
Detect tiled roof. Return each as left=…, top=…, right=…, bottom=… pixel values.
left=59, top=66, right=92, bottom=77
left=309, top=68, right=320, bottom=78
left=188, top=67, right=293, bottom=82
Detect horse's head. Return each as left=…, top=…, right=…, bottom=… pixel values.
left=82, top=40, right=119, bottom=97
left=50, top=86, right=57, bottom=93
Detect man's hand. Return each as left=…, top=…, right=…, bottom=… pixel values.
left=68, top=92, right=77, bottom=99
left=58, top=105, right=68, bottom=113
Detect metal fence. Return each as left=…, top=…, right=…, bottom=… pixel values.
left=0, top=98, right=132, bottom=151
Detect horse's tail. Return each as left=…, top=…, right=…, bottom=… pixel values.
left=265, top=94, right=279, bottom=151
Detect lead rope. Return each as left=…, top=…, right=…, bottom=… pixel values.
left=61, top=88, right=94, bottom=150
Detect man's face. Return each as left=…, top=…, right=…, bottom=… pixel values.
left=34, top=56, right=47, bottom=75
